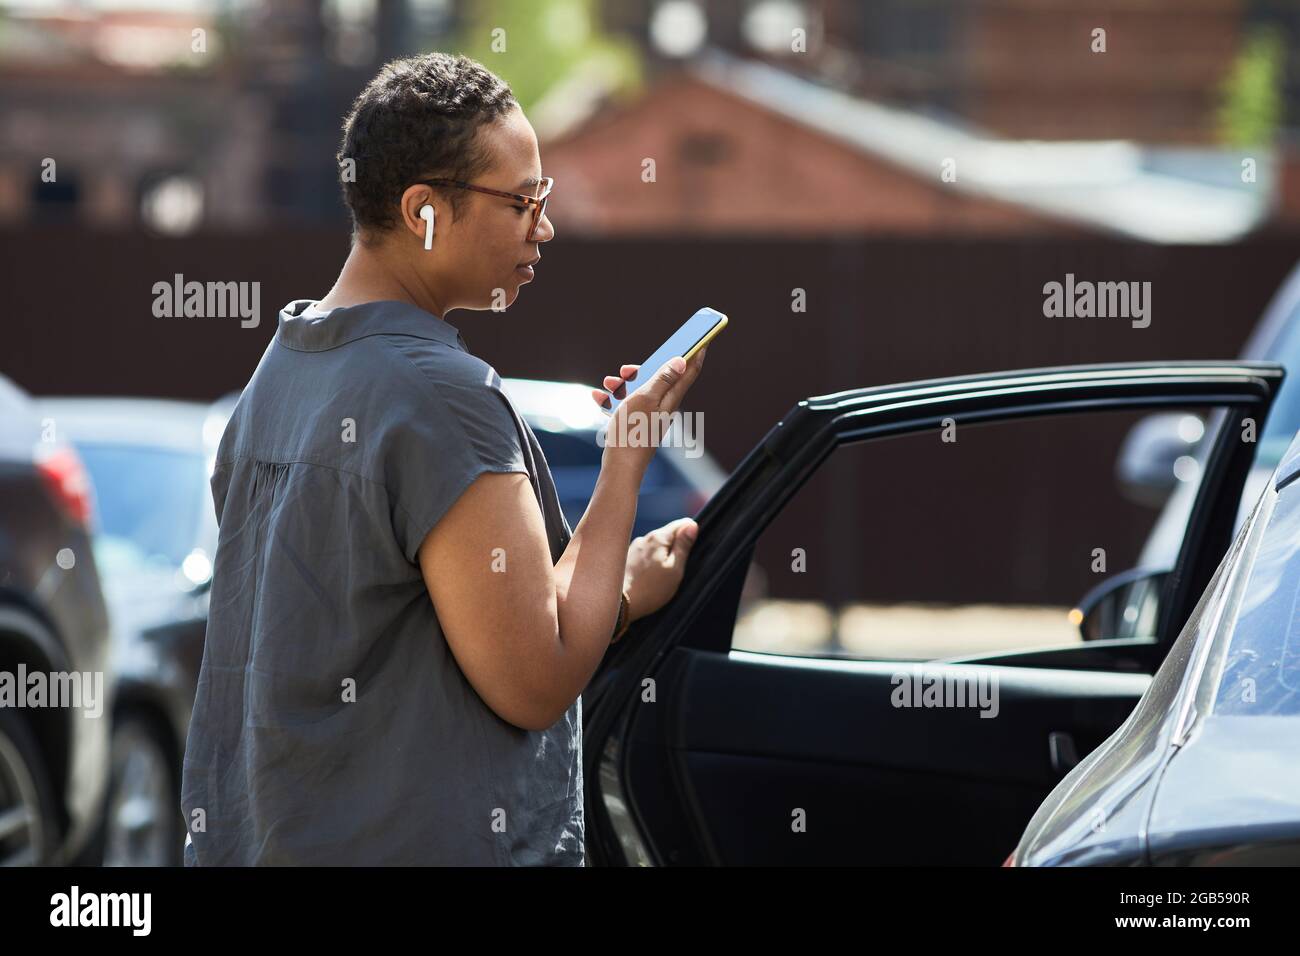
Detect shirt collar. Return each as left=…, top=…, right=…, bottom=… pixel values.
left=275, top=299, right=469, bottom=353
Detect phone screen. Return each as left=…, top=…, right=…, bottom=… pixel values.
left=600, top=307, right=727, bottom=415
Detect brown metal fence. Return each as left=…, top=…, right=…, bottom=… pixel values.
left=7, top=227, right=1300, bottom=603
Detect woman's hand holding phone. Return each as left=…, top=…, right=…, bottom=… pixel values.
left=591, top=348, right=707, bottom=631
left=591, top=345, right=707, bottom=478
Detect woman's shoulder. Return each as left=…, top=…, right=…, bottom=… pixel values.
left=370, top=335, right=505, bottom=405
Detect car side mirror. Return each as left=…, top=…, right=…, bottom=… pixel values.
left=1116, top=413, right=1205, bottom=508
left=1073, top=567, right=1169, bottom=642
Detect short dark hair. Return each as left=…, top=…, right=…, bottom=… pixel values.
left=338, top=52, right=518, bottom=241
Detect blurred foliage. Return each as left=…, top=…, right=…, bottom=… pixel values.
left=1217, top=25, right=1286, bottom=148
left=448, top=0, right=643, bottom=114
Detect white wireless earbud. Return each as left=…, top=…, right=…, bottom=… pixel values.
left=419, top=204, right=435, bottom=250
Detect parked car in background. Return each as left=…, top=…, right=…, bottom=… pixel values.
left=211, top=378, right=724, bottom=542
left=211, top=378, right=724, bottom=541
left=0, top=376, right=112, bottom=865
left=1011, top=425, right=1300, bottom=866
left=500, top=377, right=726, bottom=538
left=1079, top=260, right=1300, bottom=646
left=1118, top=259, right=1300, bottom=571
left=36, top=396, right=230, bottom=866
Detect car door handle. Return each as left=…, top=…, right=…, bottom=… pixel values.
left=1049, top=731, right=1080, bottom=776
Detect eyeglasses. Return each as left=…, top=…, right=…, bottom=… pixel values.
left=420, top=176, right=554, bottom=241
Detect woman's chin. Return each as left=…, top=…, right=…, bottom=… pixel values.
left=483, top=287, right=518, bottom=311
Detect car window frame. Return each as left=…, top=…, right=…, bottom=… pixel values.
left=594, top=363, right=1285, bottom=675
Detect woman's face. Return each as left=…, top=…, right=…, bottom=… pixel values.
left=437, top=105, right=555, bottom=312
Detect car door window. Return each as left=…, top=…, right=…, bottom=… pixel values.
left=731, top=409, right=1207, bottom=661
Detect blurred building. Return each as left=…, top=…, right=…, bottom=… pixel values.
left=567, top=0, right=1295, bottom=240
left=2, top=0, right=1298, bottom=240
left=608, top=0, right=1285, bottom=145
left=0, top=0, right=458, bottom=233
left=541, top=48, right=1273, bottom=241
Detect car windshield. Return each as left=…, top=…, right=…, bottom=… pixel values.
left=1257, top=299, right=1300, bottom=452
left=1213, top=483, right=1300, bottom=716
left=76, top=442, right=206, bottom=578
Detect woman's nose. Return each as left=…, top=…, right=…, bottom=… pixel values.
left=536, top=209, right=556, bottom=243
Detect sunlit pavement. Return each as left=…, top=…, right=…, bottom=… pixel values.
left=733, top=600, right=1079, bottom=660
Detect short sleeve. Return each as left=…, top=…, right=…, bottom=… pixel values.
left=387, top=377, right=531, bottom=564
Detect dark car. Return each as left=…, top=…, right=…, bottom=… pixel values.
left=35, top=397, right=227, bottom=866
left=1009, top=424, right=1300, bottom=866
left=500, top=377, right=726, bottom=538
left=0, top=376, right=112, bottom=865
left=577, top=360, right=1285, bottom=865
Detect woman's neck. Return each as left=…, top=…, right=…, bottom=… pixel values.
left=316, top=238, right=448, bottom=318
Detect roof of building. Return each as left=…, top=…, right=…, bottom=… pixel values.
left=686, top=48, right=1272, bottom=243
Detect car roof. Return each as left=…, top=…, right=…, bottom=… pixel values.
left=35, top=397, right=222, bottom=454
left=1240, top=259, right=1300, bottom=360
left=214, top=380, right=610, bottom=433
left=213, top=377, right=691, bottom=438
left=36, top=383, right=727, bottom=486
left=501, top=376, right=728, bottom=488
left=500, top=377, right=609, bottom=431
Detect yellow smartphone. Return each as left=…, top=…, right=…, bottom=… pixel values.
left=599, top=307, right=727, bottom=415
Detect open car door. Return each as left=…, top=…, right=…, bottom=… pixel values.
left=581, top=361, right=1284, bottom=865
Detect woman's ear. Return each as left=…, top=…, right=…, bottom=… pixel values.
left=399, top=185, right=437, bottom=245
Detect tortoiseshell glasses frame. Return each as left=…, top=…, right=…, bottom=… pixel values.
left=419, top=176, right=554, bottom=241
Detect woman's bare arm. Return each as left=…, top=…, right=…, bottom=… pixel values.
left=417, top=353, right=702, bottom=731
left=417, top=460, right=640, bottom=731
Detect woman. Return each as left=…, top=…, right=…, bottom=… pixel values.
left=180, top=52, right=706, bottom=866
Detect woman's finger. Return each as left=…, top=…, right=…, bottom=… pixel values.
left=657, top=348, right=705, bottom=415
